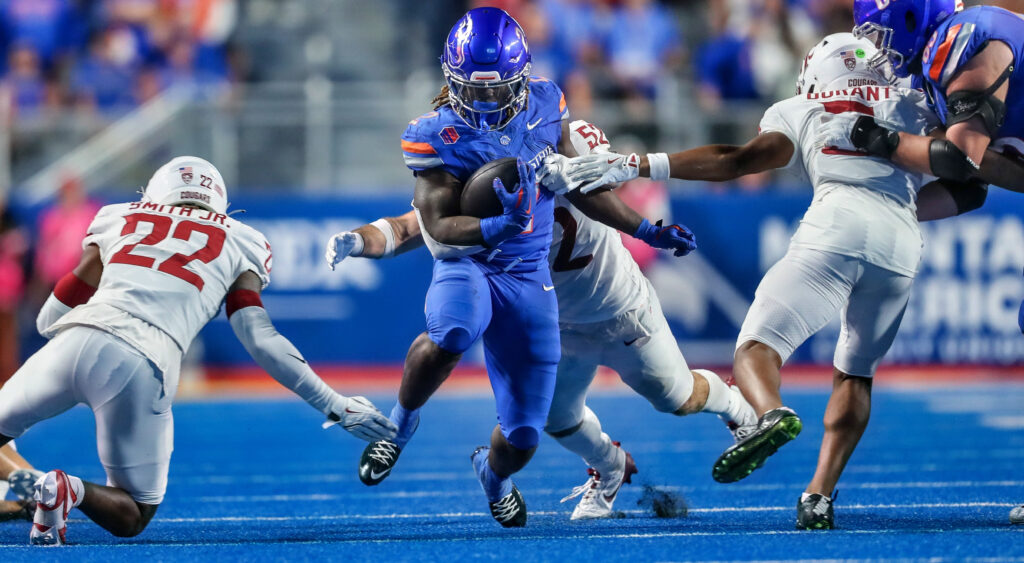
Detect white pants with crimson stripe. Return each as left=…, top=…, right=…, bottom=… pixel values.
left=0, top=326, right=174, bottom=505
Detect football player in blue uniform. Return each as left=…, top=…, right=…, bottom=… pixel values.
left=355, top=7, right=696, bottom=527
left=819, top=0, right=1024, bottom=524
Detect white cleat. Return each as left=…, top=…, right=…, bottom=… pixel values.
left=1011, top=504, right=1024, bottom=524
left=30, top=470, right=81, bottom=546
left=9, top=468, right=45, bottom=501
left=561, top=443, right=638, bottom=520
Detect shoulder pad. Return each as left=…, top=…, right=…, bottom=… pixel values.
left=401, top=116, right=444, bottom=171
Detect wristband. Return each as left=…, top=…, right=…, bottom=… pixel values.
left=647, top=153, right=671, bottom=181
left=369, top=218, right=395, bottom=257
left=479, top=216, right=510, bottom=248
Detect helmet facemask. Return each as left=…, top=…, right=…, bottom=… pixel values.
left=853, top=22, right=903, bottom=83
left=443, top=62, right=531, bottom=130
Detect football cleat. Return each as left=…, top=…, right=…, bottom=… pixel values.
left=560, top=443, right=638, bottom=520
left=9, top=468, right=45, bottom=501
left=796, top=493, right=834, bottom=530
left=358, top=440, right=401, bottom=486
left=712, top=406, right=802, bottom=483
left=30, top=470, right=81, bottom=546
left=1010, top=504, right=1024, bottom=524
left=471, top=447, right=527, bottom=528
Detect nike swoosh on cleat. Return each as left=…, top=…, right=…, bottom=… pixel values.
left=543, top=285, right=555, bottom=291
left=287, top=353, right=307, bottom=364
left=623, top=338, right=639, bottom=346
left=527, top=118, right=543, bottom=130
left=369, top=468, right=390, bottom=480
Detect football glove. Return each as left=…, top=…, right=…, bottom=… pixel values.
left=323, top=395, right=398, bottom=442
left=566, top=152, right=641, bottom=194
left=814, top=112, right=860, bottom=153
left=634, top=218, right=697, bottom=257
left=480, top=158, right=537, bottom=247
left=325, top=231, right=363, bottom=270
left=537, top=153, right=577, bottom=195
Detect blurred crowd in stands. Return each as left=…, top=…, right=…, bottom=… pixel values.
left=0, top=0, right=238, bottom=121
left=479, top=0, right=855, bottom=119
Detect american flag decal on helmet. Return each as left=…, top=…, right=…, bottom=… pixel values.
left=179, top=166, right=193, bottom=184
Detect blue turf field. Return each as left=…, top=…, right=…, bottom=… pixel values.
left=1, top=383, right=1023, bottom=561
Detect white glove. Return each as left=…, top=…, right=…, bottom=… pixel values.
left=325, top=231, right=364, bottom=271
left=537, top=153, right=578, bottom=195
left=813, top=112, right=860, bottom=153
left=322, top=395, right=398, bottom=442
left=567, top=151, right=641, bottom=194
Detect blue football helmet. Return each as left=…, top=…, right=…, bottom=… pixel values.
left=853, top=0, right=963, bottom=80
left=441, top=7, right=531, bottom=130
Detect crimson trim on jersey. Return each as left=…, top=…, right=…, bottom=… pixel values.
left=226, top=289, right=264, bottom=317
left=53, top=272, right=97, bottom=307
left=821, top=100, right=874, bottom=116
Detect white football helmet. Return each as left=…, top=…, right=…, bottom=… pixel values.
left=796, top=33, right=884, bottom=95
left=143, top=156, right=228, bottom=214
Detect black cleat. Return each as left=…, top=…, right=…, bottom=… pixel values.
left=471, top=446, right=527, bottom=527
left=358, top=440, right=401, bottom=486
left=796, top=493, right=834, bottom=530
left=712, top=406, right=802, bottom=483
left=489, top=487, right=528, bottom=528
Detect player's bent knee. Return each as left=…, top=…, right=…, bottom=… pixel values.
left=432, top=327, right=474, bottom=355
left=506, top=426, right=540, bottom=450
left=544, top=417, right=583, bottom=438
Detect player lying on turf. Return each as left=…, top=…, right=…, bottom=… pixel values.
left=325, top=120, right=756, bottom=521
left=547, top=33, right=1022, bottom=529
left=824, top=0, right=1024, bottom=524
left=0, top=157, right=396, bottom=545
left=322, top=7, right=698, bottom=527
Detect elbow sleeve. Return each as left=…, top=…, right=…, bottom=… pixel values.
left=229, top=306, right=336, bottom=414
left=949, top=180, right=989, bottom=215
left=929, top=139, right=980, bottom=182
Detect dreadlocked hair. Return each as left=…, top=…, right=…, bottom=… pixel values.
left=431, top=85, right=451, bottom=110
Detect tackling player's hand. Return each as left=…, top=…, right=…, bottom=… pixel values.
left=537, top=153, right=577, bottom=195
left=481, top=158, right=537, bottom=246
left=323, top=395, right=398, bottom=442
left=565, top=152, right=641, bottom=194
left=633, top=218, right=697, bottom=257
left=325, top=231, right=364, bottom=270
left=814, top=112, right=861, bottom=153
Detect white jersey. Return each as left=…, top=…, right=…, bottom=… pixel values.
left=760, top=85, right=940, bottom=277
left=46, top=202, right=272, bottom=373
left=550, top=194, right=650, bottom=325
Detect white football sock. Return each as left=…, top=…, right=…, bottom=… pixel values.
left=694, top=369, right=755, bottom=425
left=552, top=407, right=624, bottom=477
left=67, top=474, right=84, bottom=508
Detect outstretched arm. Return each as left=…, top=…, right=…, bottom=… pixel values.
left=555, top=132, right=796, bottom=193
left=325, top=211, right=424, bottom=269
left=566, top=183, right=696, bottom=257
left=226, top=270, right=397, bottom=441
left=37, top=244, right=103, bottom=335
left=646, top=132, right=795, bottom=182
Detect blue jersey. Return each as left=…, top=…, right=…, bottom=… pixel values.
left=401, top=76, right=569, bottom=272
left=920, top=6, right=1024, bottom=138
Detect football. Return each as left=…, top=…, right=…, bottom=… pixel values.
left=460, top=157, right=520, bottom=218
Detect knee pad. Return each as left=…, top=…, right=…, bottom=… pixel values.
left=506, top=426, right=540, bottom=450
left=431, top=326, right=473, bottom=355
